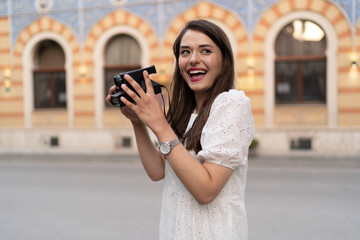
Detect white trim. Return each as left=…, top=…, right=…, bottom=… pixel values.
left=35, top=0, right=53, bottom=13
left=110, top=0, right=127, bottom=7
left=264, top=11, right=338, bottom=127
left=93, top=26, right=150, bottom=128
left=22, top=32, right=74, bottom=128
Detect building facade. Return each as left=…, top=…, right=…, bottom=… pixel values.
left=0, top=0, right=360, bottom=156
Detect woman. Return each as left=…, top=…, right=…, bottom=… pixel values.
left=106, top=19, right=255, bottom=240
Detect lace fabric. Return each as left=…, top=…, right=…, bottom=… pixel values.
left=159, top=90, right=255, bottom=240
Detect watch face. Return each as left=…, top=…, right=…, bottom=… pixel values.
left=159, top=143, right=171, bottom=154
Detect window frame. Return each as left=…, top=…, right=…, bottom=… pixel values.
left=33, top=40, right=67, bottom=110
left=274, top=20, right=327, bottom=105
left=275, top=54, right=327, bottom=104
left=33, top=67, right=66, bottom=109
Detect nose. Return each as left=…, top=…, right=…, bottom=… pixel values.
left=189, top=51, right=200, bottom=65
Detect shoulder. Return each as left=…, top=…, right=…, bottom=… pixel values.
left=198, top=90, right=255, bottom=168
left=205, top=90, right=253, bottom=127
left=210, top=90, right=250, bottom=114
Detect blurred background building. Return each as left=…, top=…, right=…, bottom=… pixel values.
left=0, top=0, right=359, bottom=157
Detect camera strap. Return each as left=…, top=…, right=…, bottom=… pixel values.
left=159, top=85, right=185, bottom=139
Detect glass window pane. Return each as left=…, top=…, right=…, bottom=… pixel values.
left=34, top=40, right=65, bottom=68
left=275, top=20, right=326, bottom=56
left=275, top=62, right=298, bottom=103
left=34, top=71, right=66, bottom=108
left=302, top=60, right=326, bottom=102
left=34, top=72, right=51, bottom=108
left=105, top=34, right=141, bottom=66
left=54, top=71, right=67, bottom=107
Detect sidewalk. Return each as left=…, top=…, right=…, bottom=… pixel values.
left=0, top=154, right=359, bottom=240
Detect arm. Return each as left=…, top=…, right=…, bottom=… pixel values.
left=120, top=72, right=233, bottom=205
left=155, top=124, right=233, bottom=205
left=106, top=86, right=165, bottom=181
left=132, top=121, right=165, bottom=181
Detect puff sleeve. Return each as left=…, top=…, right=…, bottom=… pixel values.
left=197, top=90, right=255, bottom=169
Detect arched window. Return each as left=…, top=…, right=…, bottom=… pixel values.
left=104, top=34, right=141, bottom=107
left=275, top=19, right=327, bottom=104
left=33, top=39, right=66, bottom=108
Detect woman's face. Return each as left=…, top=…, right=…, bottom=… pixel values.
left=178, top=30, right=223, bottom=98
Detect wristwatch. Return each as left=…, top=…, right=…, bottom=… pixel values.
left=158, top=138, right=180, bottom=155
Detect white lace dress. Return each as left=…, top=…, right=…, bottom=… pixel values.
left=159, top=90, right=255, bottom=240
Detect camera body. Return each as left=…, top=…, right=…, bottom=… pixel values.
left=110, top=65, right=161, bottom=107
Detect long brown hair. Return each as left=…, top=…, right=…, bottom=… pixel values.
left=167, top=19, right=235, bottom=154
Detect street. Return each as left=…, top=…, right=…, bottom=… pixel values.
left=0, top=155, right=359, bottom=240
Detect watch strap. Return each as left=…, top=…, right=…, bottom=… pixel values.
left=169, top=138, right=180, bottom=149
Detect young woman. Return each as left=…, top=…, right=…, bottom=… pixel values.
left=106, top=19, right=255, bottom=240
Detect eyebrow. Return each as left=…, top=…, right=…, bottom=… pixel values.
left=180, top=44, right=215, bottom=49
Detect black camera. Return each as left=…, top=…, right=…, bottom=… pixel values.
left=110, top=65, right=162, bottom=107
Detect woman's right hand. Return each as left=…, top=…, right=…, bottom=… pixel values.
left=105, top=85, right=117, bottom=106
left=106, top=85, right=142, bottom=124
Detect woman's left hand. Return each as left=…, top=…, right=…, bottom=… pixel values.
left=120, top=71, right=167, bottom=134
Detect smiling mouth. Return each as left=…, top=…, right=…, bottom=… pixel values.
left=188, top=69, right=207, bottom=81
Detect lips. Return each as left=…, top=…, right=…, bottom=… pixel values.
left=187, top=68, right=207, bottom=82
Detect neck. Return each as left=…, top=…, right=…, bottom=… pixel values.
left=194, top=91, right=208, bottom=114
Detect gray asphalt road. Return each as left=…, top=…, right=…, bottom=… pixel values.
left=0, top=155, right=359, bottom=240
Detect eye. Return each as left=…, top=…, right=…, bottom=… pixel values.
left=201, top=48, right=212, bottom=54
left=180, top=50, right=190, bottom=55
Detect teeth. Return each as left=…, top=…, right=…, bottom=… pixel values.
left=189, top=70, right=206, bottom=75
